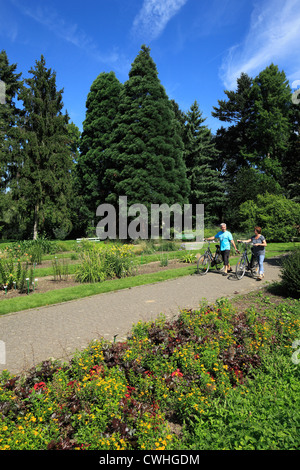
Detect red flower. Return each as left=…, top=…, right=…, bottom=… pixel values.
left=89, top=365, right=103, bottom=376
left=171, top=369, right=183, bottom=378
left=125, top=386, right=135, bottom=398
left=33, top=381, right=46, bottom=391
left=67, top=380, right=76, bottom=388
left=144, top=370, right=153, bottom=377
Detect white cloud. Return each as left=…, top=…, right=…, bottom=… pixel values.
left=220, top=0, right=300, bottom=89
left=132, top=0, right=188, bottom=41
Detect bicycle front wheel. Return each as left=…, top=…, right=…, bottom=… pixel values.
left=197, top=255, right=210, bottom=274
left=236, top=257, right=246, bottom=280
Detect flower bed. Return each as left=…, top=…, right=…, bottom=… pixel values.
left=1, top=291, right=299, bottom=450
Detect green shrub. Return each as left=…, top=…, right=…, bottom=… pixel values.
left=239, top=193, right=300, bottom=242
left=279, top=248, right=300, bottom=298
left=6, top=236, right=59, bottom=264
left=75, top=244, right=135, bottom=283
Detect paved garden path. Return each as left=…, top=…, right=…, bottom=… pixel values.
left=0, top=258, right=281, bottom=375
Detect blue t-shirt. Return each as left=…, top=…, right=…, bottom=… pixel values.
left=215, top=230, right=233, bottom=251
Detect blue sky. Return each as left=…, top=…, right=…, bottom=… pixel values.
left=1, top=0, right=300, bottom=134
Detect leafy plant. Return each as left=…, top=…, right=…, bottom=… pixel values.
left=0, top=257, right=34, bottom=293
left=75, top=243, right=135, bottom=283
left=279, top=247, right=300, bottom=298
left=52, top=257, right=69, bottom=281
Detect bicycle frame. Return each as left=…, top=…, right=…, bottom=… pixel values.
left=197, top=241, right=223, bottom=275
left=236, top=243, right=259, bottom=280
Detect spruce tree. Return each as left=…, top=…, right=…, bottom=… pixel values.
left=104, top=45, right=189, bottom=228
left=0, top=50, right=23, bottom=237
left=77, top=71, right=123, bottom=227
left=16, top=55, right=73, bottom=239
left=0, top=50, right=23, bottom=175
left=183, top=101, right=224, bottom=224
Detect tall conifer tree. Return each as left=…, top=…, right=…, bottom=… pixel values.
left=16, top=56, right=73, bottom=239
left=183, top=101, right=224, bottom=223
left=0, top=50, right=23, bottom=236
left=76, top=71, right=122, bottom=226
left=105, top=45, right=189, bottom=216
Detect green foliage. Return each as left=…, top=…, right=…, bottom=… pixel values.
left=183, top=100, right=224, bottom=223
left=52, top=257, right=69, bottom=281
left=75, top=242, right=135, bottom=283
left=76, top=72, right=123, bottom=226
left=0, top=236, right=58, bottom=292
left=279, top=247, right=300, bottom=298
left=8, top=236, right=58, bottom=263
left=13, top=55, right=73, bottom=239
left=1, top=49, right=299, bottom=242
left=239, top=193, right=300, bottom=241
left=212, top=65, right=295, bottom=225
left=104, top=45, right=189, bottom=213
left=0, top=257, right=34, bottom=292
left=251, top=63, right=291, bottom=168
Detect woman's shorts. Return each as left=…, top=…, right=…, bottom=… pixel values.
left=221, top=249, right=230, bottom=265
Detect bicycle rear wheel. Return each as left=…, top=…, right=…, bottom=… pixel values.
left=197, top=255, right=210, bottom=274
left=236, top=257, right=246, bottom=280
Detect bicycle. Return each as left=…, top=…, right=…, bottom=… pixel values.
left=235, top=242, right=259, bottom=280
left=197, top=240, right=223, bottom=275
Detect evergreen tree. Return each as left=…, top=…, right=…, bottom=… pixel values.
left=76, top=72, right=123, bottom=227
left=15, top=56, right=73, bottom=239
left=183, top=101, right=224, bottom=223
left=170, top=98, right=186, bottom=139
left=0, top=50, right=23, bottom=237
left=212, top=64, right=293, bottom=226
left=284, top=99, right=300, bottom=202
left=212, top=72, right=255, bottom=177
left=213, top=65, right=292, bottom=184
left=251, top=63, right=292, bottom=179
left=104, top=45, right=189, bottom=221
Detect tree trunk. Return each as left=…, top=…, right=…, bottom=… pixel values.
left=33, top=203, right=39, bottom=240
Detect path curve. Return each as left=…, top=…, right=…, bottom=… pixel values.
left=0, top=259, right=281, bottom=375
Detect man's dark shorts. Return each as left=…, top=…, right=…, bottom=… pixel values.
left=221, top=249, right=230, bottom=266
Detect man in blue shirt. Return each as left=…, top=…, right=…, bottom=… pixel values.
left=206, top=223, right=239, bottom=276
